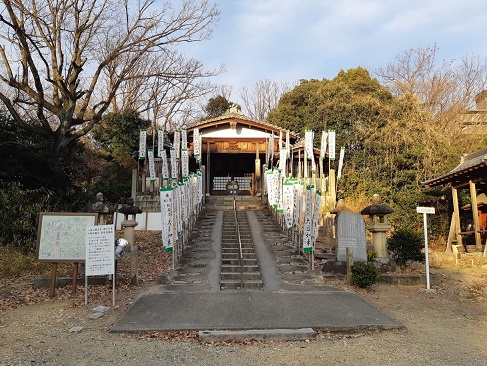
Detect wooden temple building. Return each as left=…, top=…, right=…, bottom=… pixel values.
left=133, top=109, right=336, bottom=211
left=424, top=149, right=487, bottom=257
left=186, top=109, right=298, bottom=196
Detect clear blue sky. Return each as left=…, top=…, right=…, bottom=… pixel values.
left=182, top=0, right=487, bottom=100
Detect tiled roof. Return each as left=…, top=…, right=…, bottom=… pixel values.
left=424, top=148, right=487, bottom=187
left=187, top=111, right=298, bottom=137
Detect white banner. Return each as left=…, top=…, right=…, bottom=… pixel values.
left=148, top=149, right=156, bottom=182
left=173, top=183, right=181, bottom=240
left=170, top=148, right=178, bottom=180
left=279, top=130, right=283, bottom=152
left=173, top=129, right=181, bottom=159
left=160, top=186, right=174, bottom=251
left=269, top=134, right=275, bottom=164
left=193, top=128, right=200, bottom=163
left=311, top=156, right=316, bottom=173
left=320, top=131, right=328, bottom=160
left=286, top=131, right=290, bottom=158
left=312, top=191, right=321, bottom=241
left=158, top=129, right=164, bottom=158
left=139, top=129, right=147, bottom=160
left=275, top=169, right=282, bottom=212
left=197, top=170, right=203, bottom=204
left=328, top=130, right=336, bottom=160
left=181, top=149, right=189, bottom=178
left=283, top=182, right=294, bottom=229
left=337, top=147, right=345, bottom=180
left=305, top=130, right=314, bottom=160
left=181, top=128, right=187, bottom=150
left=161, top=151, right=169, bottom=181
left=293, top=181, right=301, bottom=229
left=266, top=170, right=275, bottom=207
left=279, top=148, right=287, bottom=173
left=303, top=184, right=314, bottom=253
left=182, top=178, right=189, bottom=224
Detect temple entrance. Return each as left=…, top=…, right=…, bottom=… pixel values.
left=202, top=152, right=265, bottom=195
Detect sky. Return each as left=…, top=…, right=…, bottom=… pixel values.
left=182, top=0, right=487, bottom=101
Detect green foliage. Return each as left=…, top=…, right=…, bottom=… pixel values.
left=204, top=95, right=231, bottom=118
left=387, top=228, right=425, bottom=266
left=367, top=250, right=378, bottom=262
left=91, top=109, right=150, bottom=168
left=351, top=262, right=380, bottom=288
left=266, top=67, right=460, bottom=234
left=0, top=174, right=89, bottom=254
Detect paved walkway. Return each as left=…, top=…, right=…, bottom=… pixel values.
left=112, top=207, right=402, bottom=334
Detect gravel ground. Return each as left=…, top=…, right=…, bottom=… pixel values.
left=1, top=233, right=486, bottom=365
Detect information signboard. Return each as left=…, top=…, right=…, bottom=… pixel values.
left=37, top=212, right=98, bottom=262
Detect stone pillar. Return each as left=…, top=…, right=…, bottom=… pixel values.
left=119, top=198, right=142, bottom=285
left=121, top=218, right=138, bottom=285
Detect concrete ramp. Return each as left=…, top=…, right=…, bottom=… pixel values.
left=111, top=290, right=402, bottom=333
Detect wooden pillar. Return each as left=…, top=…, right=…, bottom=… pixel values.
left=452, top=187, right=462, bottom=247
left=131, top=169, right=137, bottom=200
left=255, top=144, right=261, bottom=196
left=206, top=141, right=210, bottom=196
left=469, top=180, right=482, bottom=251
left=298, top=150, right=301, bottom=179
left=329, top=169, right=336, bottom=209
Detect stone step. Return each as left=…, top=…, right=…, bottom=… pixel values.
left=222, top=258, right=258, bottom=266
left=220, top=279, right=263, bottom=290
left=222, top=248, right=256, bottom=254
left=220, top=271, right=262, bottom=280
left=222, top=253, right=257, bottom=260
left=221, top=264, right=260, bottom=272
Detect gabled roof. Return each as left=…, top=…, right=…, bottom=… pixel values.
left=424, top=148, right=487, bottom=187
left=187, top=111, right=298, bottom=138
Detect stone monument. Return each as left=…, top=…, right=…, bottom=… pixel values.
left=336, top=212, right=367, bottom=262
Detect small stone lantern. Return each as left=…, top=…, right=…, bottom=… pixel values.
left=119, top=197, right=142, bottom=285
left=360, top=194, right=394, bottom=263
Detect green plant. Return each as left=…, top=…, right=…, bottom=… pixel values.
left=367, top=250, right=377, bottom=261
left=351, top=262, right=380, bottom=288
left=387, top=227, right=425, bottom=266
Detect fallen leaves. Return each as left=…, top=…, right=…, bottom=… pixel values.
left=0, top=231, right=171, bottom=310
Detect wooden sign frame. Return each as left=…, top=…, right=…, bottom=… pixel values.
left=36, top=212, right=98, bottom=262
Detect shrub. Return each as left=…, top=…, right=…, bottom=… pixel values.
left=387, top=227, right=425, bottom=266
left=367, top=250, right=377, bottom=261
left=0, top=246, right=50, bottom=277
left=351, top=262, right=380, bottom=288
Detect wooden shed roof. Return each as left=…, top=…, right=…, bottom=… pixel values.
left=424, top=148, right=487, bottom=188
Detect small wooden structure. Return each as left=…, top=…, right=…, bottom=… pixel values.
left=424, top=148, right=487, bottom=256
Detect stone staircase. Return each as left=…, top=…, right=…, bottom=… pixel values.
left=220, top=210, right=263, bottom=290
left=204, top=196, right=263, bottom=211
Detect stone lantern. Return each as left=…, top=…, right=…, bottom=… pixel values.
left=360, top=194, right=394, bottom=263
left=118, top=197, right=142, bottom=285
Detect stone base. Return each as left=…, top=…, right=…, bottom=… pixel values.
left=379, top=273, right=439, bottom=286
left=34, top=275, right=111, bottom=289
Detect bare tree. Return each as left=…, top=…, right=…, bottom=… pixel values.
left=0, top=0, right=220, bottom=154
left=110, top=50, right=219, bottom=133
left=376, top=45, right=487, bottom=113
left=375, top=44, right=487, bottom=141
left=239, top=79, right=295, bottom=120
